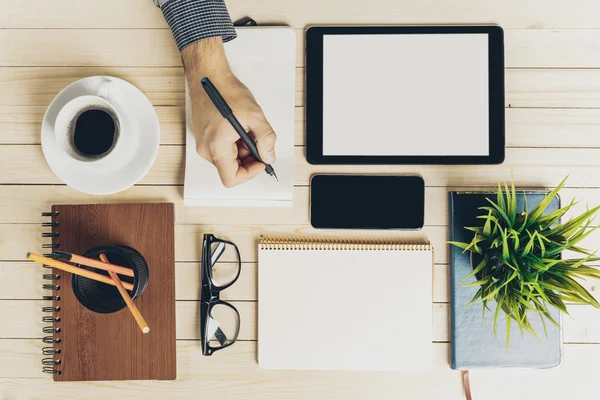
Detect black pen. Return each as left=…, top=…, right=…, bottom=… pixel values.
left=201, top=77, right=278, bottom=181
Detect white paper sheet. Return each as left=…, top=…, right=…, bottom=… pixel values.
left=184, top=27, right=296, bottom=207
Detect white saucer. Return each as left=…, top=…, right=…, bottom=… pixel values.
left=41, top=76, right=160, bottom=195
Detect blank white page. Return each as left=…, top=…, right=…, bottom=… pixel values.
left=258, top=243, right=433, bottom=371
left=322, top=34, right=489, bottom=156
left=184, top=27, right=295, bottom=207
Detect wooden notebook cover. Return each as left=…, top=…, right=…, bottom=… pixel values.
left=49, top=203, right=176, bottom=381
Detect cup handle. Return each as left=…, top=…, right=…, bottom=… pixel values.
left=97, top=79, right=122, bottom=102
left=97, top=79, right=112, bottom=99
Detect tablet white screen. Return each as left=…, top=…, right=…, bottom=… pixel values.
left=322, top=34, right=489, bottom=156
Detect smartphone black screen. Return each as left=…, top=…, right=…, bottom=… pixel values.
left=310, top=175, right=425, bottom=230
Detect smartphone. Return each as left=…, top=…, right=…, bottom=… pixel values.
left=310, top=175, right=425, bottom=230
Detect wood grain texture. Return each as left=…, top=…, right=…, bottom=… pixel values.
left=47, top=204, right=176, bottom=381
left=0, top=185, right=309, bottom=225
left=0, top=339, right=456, bottom=380
left=4, top=107, right=600, bottom=147
left=5, top=223, right=600, bottom=267
left=9, top=258, right=600, bottom=306
left=4, top=145, right=600, bottom=186
left=2, top=0, right=600, bottom=395
left=0, top=261, right=260, bottom=302
left=2, top=185, right=600, bottom=226
left=2, top=0, right=600, bottom=29
left=0, top=67, right=186, bottom=107
left=4, top=300, right=600, bottom=345
left=0, top=359, right=598, bottom=400
left=4, top=67, right=600, bottom=109
left=2, top=29, right=600, bottom=68
left=2, top=341, right=600, bottom=400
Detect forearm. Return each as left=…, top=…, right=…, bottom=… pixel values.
left=154, top=0, right=236, bottom=52
left=182, top=37, right=234, bottom=92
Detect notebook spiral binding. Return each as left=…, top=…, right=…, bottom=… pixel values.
left=41, top=211, right=62, bottom=376
left=260, top=237, right=432, bottom=251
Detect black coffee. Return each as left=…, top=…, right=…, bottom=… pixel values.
left=73, top=109, right=117, bottom=156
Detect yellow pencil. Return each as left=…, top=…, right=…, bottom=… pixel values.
left=53, top=251, right=135, bottom=278
left=27, top=252, right=134, bottom=291
left=100, top=254, right=150, bottom=334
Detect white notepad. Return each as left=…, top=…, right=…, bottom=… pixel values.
left=258, top=238, right=434, bottom=371
left=184, top=27, right=296, bottom=207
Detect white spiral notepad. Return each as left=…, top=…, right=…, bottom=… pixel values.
left=258, top=238, right=434, bottom=371
left=184, top=27, right=296, bottom=207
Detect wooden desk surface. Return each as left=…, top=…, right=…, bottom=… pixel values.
left=2, top=1, right=600, bottom=398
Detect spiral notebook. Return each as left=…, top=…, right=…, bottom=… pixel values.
left=258, top=237, right=434, bottom=371
left=39, top=203, right=176, bottom=381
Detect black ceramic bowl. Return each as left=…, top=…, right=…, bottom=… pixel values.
left=72, top=245, right=149, bottom=313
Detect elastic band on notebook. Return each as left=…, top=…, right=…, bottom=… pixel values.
left=462, top=370, right=473, bottom=400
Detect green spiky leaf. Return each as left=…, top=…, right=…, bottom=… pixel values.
left=448, top=175, right=600, bottom=348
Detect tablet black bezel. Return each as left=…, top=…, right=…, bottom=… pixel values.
left=305, top=25, right=505, bottom=165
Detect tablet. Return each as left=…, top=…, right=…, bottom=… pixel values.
left=305, top=26, right=504, bottom=165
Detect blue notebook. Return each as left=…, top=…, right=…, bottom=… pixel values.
left=449, top=191, right=562, bottom=369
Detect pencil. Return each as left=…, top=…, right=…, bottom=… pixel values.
left=27, top=252, right=134, bottom=291
left=53, top=251, right=135, bottom=278
left=100, top=254, right=149, bottom=334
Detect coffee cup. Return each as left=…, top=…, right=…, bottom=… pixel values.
left=54, top=80, right=134, bottom=169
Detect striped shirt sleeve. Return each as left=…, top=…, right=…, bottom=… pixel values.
left=154, top=0, right=237, bottom=52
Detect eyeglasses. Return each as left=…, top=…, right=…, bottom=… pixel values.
left=200, top=234, right=242, bottom=356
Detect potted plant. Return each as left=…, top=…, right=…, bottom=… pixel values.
left=450, top=177, right=600, bottom=348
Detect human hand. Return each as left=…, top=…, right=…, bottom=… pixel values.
left=183, top=38, right=277, bottom=188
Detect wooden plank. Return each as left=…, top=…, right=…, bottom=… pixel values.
left=0, top=377, right=465, bottom=400
left=1, top=185, right=599, bottom=227
left=0, top=343, right=465, bottom=400
left=291, top=147, right=600, bottom=188
left=4, top=342, right=600, bottom=400
left=503, top=29, right=600, bottom=68
left=0, top=0, right=167, bottom=29
left=0, top=262, right=45, bottom=300
left=3, top=67, right=600, bottom=109
left=0, top=67, right=186, bottom=107
left=0, top=106, right=184, bottom=145
left=3, top=338, right=599, bottom=389
left=0, top=185, right=309, bottom=225
left=6, top=222, right=600, bottom=267
left=0, top=300, right=256, bottom=341
left=0, top=224, right=442, bottom=263
left=504, top=108, right=600, bottom=147
left=7, top=221, right=600, bottom=304
left=9, top=256, right=600, bottom=305
left=3, top=300, right=600, bottom=344
left=3, top=145, right=600, bottom=186
left=1, top=357, right=599, bottom=400
left=2, top=29, right=600, bottom=68
left=0, top=339, right=459, bottom=381
left=505, top=69, right=600, bottom=109
left=0, top=144, right=183, bottom=185
left=0, top=30, right=182, bottom=67
left=5, top=107, right=600, bottom=147
left=0, top=261, right=259, bottom=302
left=3, top=0, right=600, bottom=29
